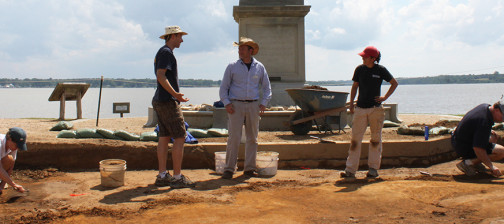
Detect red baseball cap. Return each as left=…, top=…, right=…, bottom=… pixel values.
left=358, top=46, right=380, bottom=58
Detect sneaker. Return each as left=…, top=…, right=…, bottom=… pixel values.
left=456, top=160, right=476, bottom=176
left=340, top=170, right=355, bottom=178
left=170, top=175, right=196, bottom=189
left=222, top=171, right=233, bottom=179
left=154, top=173, right=172, bottom=187
left=366, top=168, right=379, bottom=178
left=243, top=170, right=257, bottom=177
left=473, top=163, right=488, bottom=173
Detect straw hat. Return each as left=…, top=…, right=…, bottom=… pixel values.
left=233, top=37, right=259, bottom=55
left=159, top=25, right=188, bottom=39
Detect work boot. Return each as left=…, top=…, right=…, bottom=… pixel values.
left=243, top=170, right=258, bottom=177
left=222, top=171, right=233, bottom=179
left=456, top=160, right=476, bottom=176
left=154, top=173, right=172, bottom=187
left=170, top=175, right=196, bottom=189
left=340, top=170, right=355, bottom=178
left=473, top=163, right=488, bottom=173
left=366, top=168, right=379, bottom=178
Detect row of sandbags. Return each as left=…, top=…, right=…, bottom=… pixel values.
left=397, top=125, right=453, bottom=136
left=51, top=121, right=158, bottom=141
left=50, top=121, right=229, bottom=142
left=187, top=128, right=228, bottom=138
left=57, top=128, right=158, bottom=141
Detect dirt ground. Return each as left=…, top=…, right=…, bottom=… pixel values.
left=3, top=114, right=504, bottom=223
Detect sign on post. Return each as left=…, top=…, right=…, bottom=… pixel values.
left=113, top=102, right=130, bottom=118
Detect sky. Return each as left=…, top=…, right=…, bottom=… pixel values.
left=1, top=0, right=504, bottom=81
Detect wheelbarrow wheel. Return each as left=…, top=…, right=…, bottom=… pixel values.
left=290, top=111, right=312, bottom=135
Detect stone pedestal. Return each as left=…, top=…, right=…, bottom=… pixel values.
left=233, top=0, right=310, bottom=106
left=269, top=82, right=304, bottom=106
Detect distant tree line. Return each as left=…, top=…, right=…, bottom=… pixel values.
left=396, top=71, right=503, bottom=85
left=0, top=72, right=502, bottom=88
left=306, top=71, right=504, bottom=86
left=0, top=78, right=221, bottom=88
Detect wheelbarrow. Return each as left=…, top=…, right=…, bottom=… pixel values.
left=285, top=88, right=349, bottom=135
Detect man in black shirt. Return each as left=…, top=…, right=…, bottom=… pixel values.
left=152, top=25, right=195, bottom=188
left=452, top=102, right=504, bottom=177
left=341, top=46, right=398, bottom=178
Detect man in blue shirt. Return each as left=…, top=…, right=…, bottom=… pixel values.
left=152, top=26, right=194, bottom=188
left=219, top=37, right=272, bottom=179
left=452, top=102, right=504, bottom=177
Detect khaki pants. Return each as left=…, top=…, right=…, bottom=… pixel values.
left=345, top=106, right=385, bottom=173
left=224, top=101, right=260, bottom=173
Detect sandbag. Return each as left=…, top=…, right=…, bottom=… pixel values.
left=76, top=128, right=103, bottom=138
left=429, top=127, right=451, bottom=135
left=50, top=121, right=74, bottom=131
left=96, top=128, right=121, bottom=140
left=207, top=128, right=229, bottom=137
left=140, top=131, right=158, bottom=142
left=187, top=128, right=212, bottom=138
left=57, top=130, right=77, bottom=138
left=114, top=130, right=140, bottom=141
left=383, top=120, right=401, bottom=128
left=397, top=125, right=424, bottom=136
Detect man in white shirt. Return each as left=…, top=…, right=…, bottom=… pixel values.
left=0, top=127, right=28, bottom=194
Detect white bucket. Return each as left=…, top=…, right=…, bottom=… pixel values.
left=214, top=152, right=226, bottom=174
left=99, top=159, right=126, bottom=187
left=215, top=151, right=237, bottom=174
left=256, top=151, right=279, bottom=177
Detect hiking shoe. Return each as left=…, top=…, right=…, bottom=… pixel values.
left=456, top=160, right=476, bottom=176
left=366, top=168, right=379, bottom=178
left=473, top=163, right=488, bottom=173
left=170, top=175, right=196, bottom=189
left=222, top=171, right=233, bottom=179
left=340, top=170, right=355, bottom=178
left=243, top=170, right=258, bottom=177
left=154, top=173, right=172, bottom=187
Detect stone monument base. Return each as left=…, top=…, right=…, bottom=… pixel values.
left=269, top=82, right=305, bottom=106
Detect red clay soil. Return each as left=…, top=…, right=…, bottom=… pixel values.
left=2, top=115, right=504, bottom=223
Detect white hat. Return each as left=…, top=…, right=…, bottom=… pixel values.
left=159, top=26, right=188, bottom=39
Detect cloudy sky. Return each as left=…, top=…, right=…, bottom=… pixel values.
left=1, top=0, right=503, bottom=81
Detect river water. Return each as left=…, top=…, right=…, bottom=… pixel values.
left=1, top=83, right=503, bottom=119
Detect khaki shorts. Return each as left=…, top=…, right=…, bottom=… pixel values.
left=152, top=100, right=186, bottom=138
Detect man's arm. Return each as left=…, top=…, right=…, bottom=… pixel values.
left=219, top=65, right=234, bottom=114
left=0, top=160, right=25, bottom=192
left=259, top=68, right=272, bottom=114
left=349, top=82, right=359, bottom=114
left=474, top=147, right=501, bottom=176
left=156, top=69, right=188, bottom=102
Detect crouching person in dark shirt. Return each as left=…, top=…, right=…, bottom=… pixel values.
left=452, top=102, right=504, bottom=177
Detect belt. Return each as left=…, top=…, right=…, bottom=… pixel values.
left=233, top=99, right=257, bottom=102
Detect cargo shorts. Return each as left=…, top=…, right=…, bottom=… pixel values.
left=152, top=100, right=186, bottom=138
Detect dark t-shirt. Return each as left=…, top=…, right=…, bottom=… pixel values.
left=152, top=45, right=179, bottom=102
left=453, top=104, right=494, bottom=150
left=352, top=64, right=393, bottom=108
